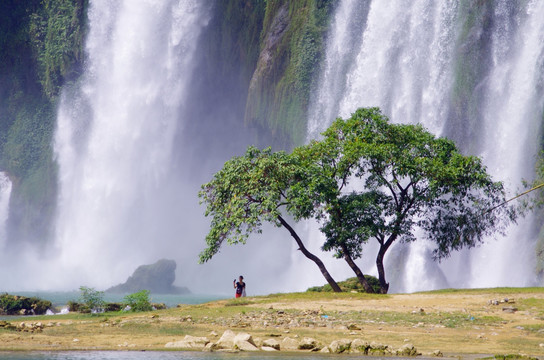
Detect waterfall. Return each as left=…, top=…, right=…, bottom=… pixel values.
left=47, top=0, right=299, bottom=294
left=0, top=172, right=12, bottom=249
left=51, top=0, right=211, bottom=289
left=308, top=0, right=544, bottom=291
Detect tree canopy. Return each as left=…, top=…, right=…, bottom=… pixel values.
left=296, top=107, right=516, bottom=293
left=199, top=107, right=516, bottom=293
left=199, top=146, right=342, bottom=291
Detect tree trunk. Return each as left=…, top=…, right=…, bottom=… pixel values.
left=340, top=244, right=374, bottom=293
left=376, top=249, right=389, bottom=294
left=277, top=215, right=342, bottom=292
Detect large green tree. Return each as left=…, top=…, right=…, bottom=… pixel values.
left=298, top=108, right=516, bottom=293
left=199, top=107, right=515, bottom=294
left=198, top=146, right=342, bottom=292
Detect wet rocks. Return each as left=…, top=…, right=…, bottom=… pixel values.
left=328, top=339, right=352, bottom=353
left=262, top=338, right=280, bottom=350
left=215, top=329, right=236, bottom=349
left=351, top=339, right=370, bottom=353
left=281, top=336, right=300, bottom=350
left=432, top=349, right=444, bottom=357
left=0, top=320, right=15, bottom=330
left=233, top=332, right=259, bottom=351
left=164, top=329, right=420, bottom=356
left=298, top=337, right=318, bottom=350
left=502, top=307, right=518, bottom=313
left=16, top=321, right=44, bottom=333
left=165, top=335, right=210, bottom=349
left=397, top=343, right=418, bottom=356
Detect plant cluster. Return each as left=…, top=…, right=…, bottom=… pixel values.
left=0, top=293, right=52, bottom=315
left=78, top=286, right=105, bottom=314
left=307, top=276, right=380, bottom=293
left=0, top=0, right=88, bottom=245
left=123, top=290, right=153, bottom=312
left=71, top=288, right=157, bottom=314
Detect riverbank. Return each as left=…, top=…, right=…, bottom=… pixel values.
left=1, top=288, right=543, bottom=357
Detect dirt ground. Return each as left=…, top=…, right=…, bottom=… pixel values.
left=1, top=289, right=543, bottom=357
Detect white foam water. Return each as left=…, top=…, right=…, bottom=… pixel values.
left=306, top=0, right=544, bottom=291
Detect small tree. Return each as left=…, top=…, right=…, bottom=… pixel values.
left=199, top=147, right=342, bottom=292
left=124, top=290, right=152, bottom=312
left=79, top=286, right=105, bottom=313
left=302, top=108, right=516, bottom=293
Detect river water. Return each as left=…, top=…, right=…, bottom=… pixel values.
left=8, top=292, right=226, bottom=308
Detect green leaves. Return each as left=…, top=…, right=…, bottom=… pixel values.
left=198, top=147, right=298, bottom=262
left=199, top=107, right=515, bottom=292
left=313, top=108, right=513, bottom=260
left=123, top=290, right=152, bottom=312
left=78, top=286, right=105, bottom=314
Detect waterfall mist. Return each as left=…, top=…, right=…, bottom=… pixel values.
left=306, top=0, right=544, bottom=292
left=0, top=0, right=313, bottom=295
left=0, top=172, right=12, bottom=249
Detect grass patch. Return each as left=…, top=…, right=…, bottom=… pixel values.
left=517, top=297, right=544, bottom=316
left=418, top=287, right=544, bottom=295
left=327, top=310, right=503, bottom=329
left=307, top=276, right=381, bottom=293
left=224, top=299, right=255, bottom=307
left=480, top=355, right=539, bottom=360
left=261, top=291, right=388, bottom=302
left=516, top=324, right=544, bottom=333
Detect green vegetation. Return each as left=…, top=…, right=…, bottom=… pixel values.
left=307, top=276, right=381, bottom=293
left=0, top=293, right=52, bottom=315
left=262, top=290, right=387, bottom=301
left=483, top=355, right=539, bottom=360
left=524, top=151, right=544, bottom=281
left=320, top=309, right=502, bottom=329
left=198, top=145, right=342, bottom=291
left=245, top=0, right=336, bottom=146
left=420, top=287, right=544, bottom=295
left=200, top=107, right=515, bottom=294
left=123, top=290, right=153, bottom=312
left=29, top=0, right=88, bottom=98
left=448, top=0, right=494, bottom=147
left=0, top=0, right=88, bottom=246
left=224, top=298, right=256, bottom=307
left=78, top=286, right=105, bottom=314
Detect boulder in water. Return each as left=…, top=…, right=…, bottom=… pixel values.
left=106, top=259, right=190, bottom=294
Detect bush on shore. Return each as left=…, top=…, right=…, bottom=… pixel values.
left=307, top=276, right=381, bottom=293
left=0, top=293, right=52, bottom=315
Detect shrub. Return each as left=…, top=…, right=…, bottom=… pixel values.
left=123, top=290, right=152, bottom=312
left=307, top=276, right=381, bottom=293
left=79, top=286, right=105, bottom=313
left=104, top=303, right=122, bottom=312
left=67, top=300, right=81, bottom=312
left=0, top=293, right=52, bottom=315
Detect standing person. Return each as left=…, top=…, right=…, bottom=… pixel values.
left=233, top=275, right=246, bottom=298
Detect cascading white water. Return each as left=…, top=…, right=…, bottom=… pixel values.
left=50, top=0, right=211, bottom=289
left=0, top=172, right=12, bottom=249
left=46, top=0, right=301, bottom=295
left=307, top=0, right=544, bottom=292
left=467, top=0, right=544, bottom=288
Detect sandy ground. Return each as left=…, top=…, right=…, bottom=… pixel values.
left=1, top=290, right=543, bottom=357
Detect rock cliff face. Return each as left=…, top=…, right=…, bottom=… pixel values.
left=106, top=259, right=190, bottom=294
left=244, top=0, right=336, bottom=147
